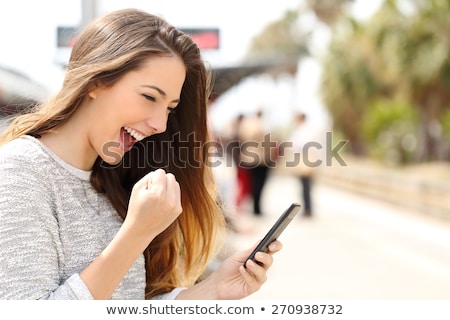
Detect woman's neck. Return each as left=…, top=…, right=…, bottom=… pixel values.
left=38, top=112, right=98, bottom=171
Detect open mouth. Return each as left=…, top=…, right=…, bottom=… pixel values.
left=121, top=126, right=145, bottom=151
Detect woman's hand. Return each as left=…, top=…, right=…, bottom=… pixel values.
left=125, top=168, right=182, bottom=241
left=177, top=240, right=282, bottom=300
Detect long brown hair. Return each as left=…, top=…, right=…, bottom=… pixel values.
left=0, top=8, right=225, bottom=298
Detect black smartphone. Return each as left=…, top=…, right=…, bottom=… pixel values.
left=244, top=203, right=301, bottom=268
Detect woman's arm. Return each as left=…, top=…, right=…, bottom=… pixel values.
left=80, top=169, right=182, bottom=299
left=0, top=158, right=87, bottom=299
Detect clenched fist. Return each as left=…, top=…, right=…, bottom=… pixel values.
left=125, top=168, right=182, bottom=242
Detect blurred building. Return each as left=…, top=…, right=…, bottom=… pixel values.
left=0, top=66, right=49, bottom=132
left=0, top=66, right=48, bottom=115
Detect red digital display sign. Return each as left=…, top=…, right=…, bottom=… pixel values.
left=181, top=28, right=220, bottom=50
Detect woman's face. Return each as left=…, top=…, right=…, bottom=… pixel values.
left=88, top=55, right=186, bottom=164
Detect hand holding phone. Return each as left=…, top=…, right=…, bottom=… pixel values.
left=244, top=203, right=301, bottom=268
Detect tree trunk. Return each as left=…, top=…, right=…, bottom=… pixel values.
left=415, top=96, right=445, bottom=162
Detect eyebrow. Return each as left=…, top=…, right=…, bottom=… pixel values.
left=142, top=85, right=180, bottom=103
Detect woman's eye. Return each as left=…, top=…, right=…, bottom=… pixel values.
left=143, top=94, right=156, bottom=102
left=167, top=107, right=176, bottom=114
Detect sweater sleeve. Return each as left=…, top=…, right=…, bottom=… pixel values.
left=151, top=287, right=187, bottom=300
left=0, top=155, right=93, bottom=300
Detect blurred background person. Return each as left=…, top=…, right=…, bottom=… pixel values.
left=287, top=112, right=321, bottom=217
left=238, top=109, right=276, bottom=216
left=223, top=113, right=252, bottom=213
left=213, top=112, right=254, bottom=233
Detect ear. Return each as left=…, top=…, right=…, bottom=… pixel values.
left=87, top=81, right=101, bottom=99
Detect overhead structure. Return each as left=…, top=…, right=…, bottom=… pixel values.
left=210, top=58, right=298, bottom=99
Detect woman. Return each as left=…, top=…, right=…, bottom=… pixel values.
left=0, top=8, right=281, bottom=299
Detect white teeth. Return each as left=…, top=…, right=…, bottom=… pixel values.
left=124, top=126, right=145, bottom=141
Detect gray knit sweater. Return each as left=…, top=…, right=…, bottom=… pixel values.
left=0, top=136, right=181, bottom=300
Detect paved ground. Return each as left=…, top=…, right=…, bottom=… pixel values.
left=221, top=172, right=450, bottom=300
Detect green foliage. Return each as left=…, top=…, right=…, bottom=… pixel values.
left=245, top=0, right=450, bottom=161
left=320, top=0, right=450, bottom=161
left=361, top=99, right=419, bottom=164
left=246, top=10, right=308, bottom=61
left=305, top=0, right=355, bottom=25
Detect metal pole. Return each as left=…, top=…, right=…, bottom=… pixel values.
left=81, top=0, right=98, bottom=29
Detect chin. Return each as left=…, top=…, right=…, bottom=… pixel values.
left=100, top=143, right=124, bottom=166
left=102, top=155, right=123, bottom=167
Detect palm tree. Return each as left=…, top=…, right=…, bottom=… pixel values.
left=321, top=0, right=450, bottom=161
left=368, top=0, right=450, bottom=161
left=305, top=0, right=354, bottom=26
left=320, top=17, right=382, bottom=155
left=246, top=9, right=309, bottom=62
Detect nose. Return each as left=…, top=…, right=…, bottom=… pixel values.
left=145, top=107, right=168, bottom=134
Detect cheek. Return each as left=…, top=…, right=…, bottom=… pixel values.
left=109, top=90, right=145, bottom=114
left=95, top=84, right=129, bottom=110
left=94, top=85, right=148, bottom=124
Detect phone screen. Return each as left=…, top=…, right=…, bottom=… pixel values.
left=244, top=203, right=301, bottom=268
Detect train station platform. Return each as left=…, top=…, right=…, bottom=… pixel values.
left=222, top=171, right=450, bottom=300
